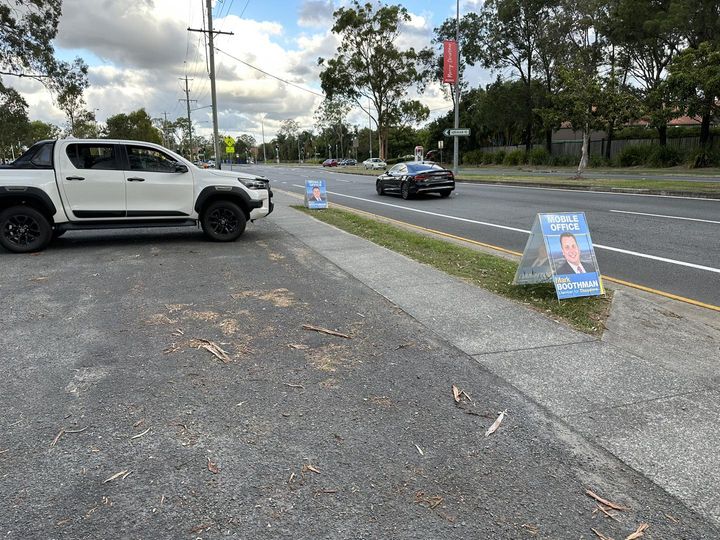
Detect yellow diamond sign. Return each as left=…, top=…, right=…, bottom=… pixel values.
left=224, top=136, right=235, bottom=146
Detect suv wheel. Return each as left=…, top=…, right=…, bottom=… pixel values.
left=0, top=206, right=52, bottom=253
left=201, top=201, right=247, bottom=242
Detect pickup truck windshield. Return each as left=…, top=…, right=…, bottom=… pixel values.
left=10, top=142, right=54, bottom=169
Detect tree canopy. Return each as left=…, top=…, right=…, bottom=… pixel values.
left=318, top=1, right=432, bottom=159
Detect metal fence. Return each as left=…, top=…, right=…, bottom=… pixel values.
left=479, top=135, right=717, bottom=159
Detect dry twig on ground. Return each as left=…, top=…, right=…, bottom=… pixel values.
left=302, top=324, right=350, bottom=339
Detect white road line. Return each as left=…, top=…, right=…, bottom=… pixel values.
left=461, top=180, right=720, bottom=202
left=289, top=186, right=720, bottom=274
left=610, top=209, right=720, bottom=224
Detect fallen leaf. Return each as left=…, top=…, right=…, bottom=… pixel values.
left=521, top=523, right=539, bottom=535
left=485, top=410, right=507, bottom=437
left=130, top=427, right=151, bottom=440
left=133, top=419, right=144, bottom=428
left=664, top=513, right=678, bottom=523
left=288, top=343, right=309, bottom=350
left=625, top=523, right=649, bottom=540
left=0, top=448, right=8, bottom=454
left=207, top=457, right=220, bottom=474
left=591, top=528, right=615, bottom=540
left=302, top=464, right=321, bottom=474
left=50, top=428, right=65, bottom=447
left=586, top=489, right=630, bottom=511
left=594, top=503, right=621, bottom=522
left=30, top=276, right=49, bottom=282
left=452, top=385, right=461, bottom=403
left=190, top=339, right=231, bottom=363
left=415, top=444, right=424, bottom=455
left=284, top=383, right=304, bottom=389
left=103, top=470, right=129, bottom=484
left=302, top=324, right=350, bottom=339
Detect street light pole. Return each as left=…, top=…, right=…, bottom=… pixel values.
left=453, top=0, right=460, bottom=177
left=261, top=115, right=267, bottom=164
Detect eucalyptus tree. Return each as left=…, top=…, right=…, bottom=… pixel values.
left=314, top=98, right=352, bottom=159
left=666, top=0, right=720, bottom=152
left=605, top=0, right=682, bottom=146
left=471, top=0, right=563, bottom=151
left=1, top=0, right=89, bottom=133
left=318, top=1, right=433, bottom=160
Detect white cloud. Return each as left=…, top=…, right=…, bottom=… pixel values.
left=298, top=0, right=336, bottom=28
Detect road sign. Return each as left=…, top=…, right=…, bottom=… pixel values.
left=224, top=136, right=234, bottom=146
left=443, top=128, right=471, bottom=137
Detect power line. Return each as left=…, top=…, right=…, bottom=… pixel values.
left=214, top=47, right=325, bottom=98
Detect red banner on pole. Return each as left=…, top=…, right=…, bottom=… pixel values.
left=443, top=40, right=458, bottom=84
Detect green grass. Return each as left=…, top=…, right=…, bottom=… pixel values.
left=293, top=205, right=611, bottom=335
left=459, top=174, right=720, bottom=194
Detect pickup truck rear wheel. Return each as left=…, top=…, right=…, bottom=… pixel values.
left=201, top=200, right=247, bottom=242
left=0, top=206, right=52, bottom=253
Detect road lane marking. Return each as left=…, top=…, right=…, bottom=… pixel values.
left=460, top=181, right=720, bottom=201
left=278, top=188, right=720, bottom=311
left=609, top=209, right=720, bottom=224
left=289, top=186, right=720, bottom=274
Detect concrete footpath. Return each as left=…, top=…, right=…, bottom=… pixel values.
left=272, top=191, right=720, bottom=529
left=0, top=192, right=718, bottom=539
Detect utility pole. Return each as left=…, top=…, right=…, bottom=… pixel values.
left=453, top=0, right=460, bottom=177
left=160, top=111, right=170, bottom=148
left=179, top=77, right=196, bottom=160
left=188, top=4, right=233, bottom=170
left=261, top=115, right=267, bottom=164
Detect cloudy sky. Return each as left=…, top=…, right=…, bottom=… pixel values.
left=18, top=0, right=489, bottom=143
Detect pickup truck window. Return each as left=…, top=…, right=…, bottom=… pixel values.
left=127, top=146, right=178, bottom=173
left=66, top=144, right=119, bottom=170
left=10, top=142, right=54, bottom=169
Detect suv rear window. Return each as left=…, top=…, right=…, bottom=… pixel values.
left=66, top=144, right=119, bottom=170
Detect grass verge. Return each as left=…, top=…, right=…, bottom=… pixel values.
left=293, top=205, right=611, bottom=335
left=459, top=174, right=720, bottom=195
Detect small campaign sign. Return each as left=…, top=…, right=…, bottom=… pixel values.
left=514, top=212, right=603, bottom=300
left=305, top=179, right=328, bottom=209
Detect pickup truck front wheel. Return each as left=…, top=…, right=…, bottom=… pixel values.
left=0, top=206, right=52, bottom=253
left=201, top=200, right=247, bottom=242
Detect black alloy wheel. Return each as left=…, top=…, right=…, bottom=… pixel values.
left=0, top=206, right=52, bottom=253
left=376, top=181, right=384, bottom=196
left=201, top=200, right=247, bottom=242
left=400, top=181, right=411, bottom=200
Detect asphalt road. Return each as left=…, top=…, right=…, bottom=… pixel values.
left=240, top=164, right=720, bottom=308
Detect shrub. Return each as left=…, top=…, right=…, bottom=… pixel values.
left=615, top=144, right=654, bottom=167
left=647, top=146, right=683, bottom=167
left=462, top=149, right=485, bottom=165
left=493, top=150, right=506, bottom=164
left=528, top=147, right=550, bottom=165
left=503, top=149, right=526, bottom=166
left=589, top=154, right=609, bottom=168
left=549, top=154, right=577, bottom=166
left=688, top=149, right=720, bottom=168
left=482, top=152, right=496, bottom=165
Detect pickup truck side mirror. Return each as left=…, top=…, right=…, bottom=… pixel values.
left=175, top=163, right=189, bottom=173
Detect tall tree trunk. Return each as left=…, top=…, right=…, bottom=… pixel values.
left=605, top=124, right=614, bottom=160
left=545, top=128, right=552, bottom=154
left=577, top=123, right=590, bottom=176
left=658, top=124, right=667, bottom=147
left=525, top=82, right=533, bottom=152
left=699, top=111, right=711, bottom=148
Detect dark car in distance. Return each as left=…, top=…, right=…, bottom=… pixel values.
left=322, top=158, right=338, bottom=167
left=340, top=158, right=357, bottom=166
left=375, top=161, right=454, bottom=200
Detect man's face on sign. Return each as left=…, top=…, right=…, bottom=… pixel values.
left=312, top=187, right=321, bottom=199
left=561, top=235, right=580, bottom=265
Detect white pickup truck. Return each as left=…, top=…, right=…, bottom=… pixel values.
left=0, top=138, right=273, bottom=253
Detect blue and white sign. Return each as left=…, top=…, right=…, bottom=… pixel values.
left=305, top=179, right=328, bottom=209
left=514, top=212, right=603, bottom=300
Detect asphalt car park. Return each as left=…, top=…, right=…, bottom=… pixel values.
left=3, top=215, right=718, bottom=538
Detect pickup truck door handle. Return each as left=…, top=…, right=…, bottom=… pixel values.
left=66, top=176, right=85, bottom=181
left=127, top=177, right=145, bottom=182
